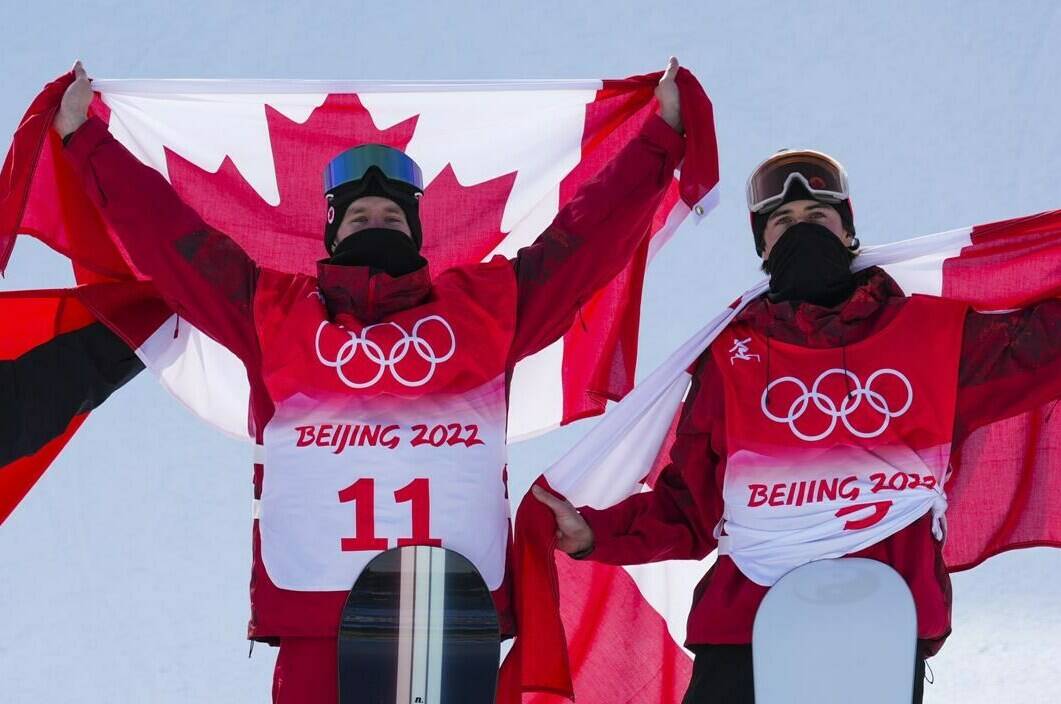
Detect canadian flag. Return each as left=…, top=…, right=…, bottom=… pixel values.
left=0, top=68, right=718, bottom=445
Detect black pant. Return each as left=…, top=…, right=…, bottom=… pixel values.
left=682, top=644, right=926, bottom=703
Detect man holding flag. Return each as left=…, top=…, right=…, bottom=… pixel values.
left=533, top=149, right=1061, bottom=703
left=49, top=58, right=691, bottom=702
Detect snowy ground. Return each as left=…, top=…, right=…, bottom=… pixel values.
left=2, top=1, right=1060, bottom=701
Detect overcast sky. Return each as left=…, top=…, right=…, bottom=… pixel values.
left=1, top=1, right=1059, bottom=701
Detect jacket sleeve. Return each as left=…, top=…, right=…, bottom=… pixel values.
left=508, top=114, right=685, bottom=361
left=577, top=353, right=723, bottom=565
left=954, top=300, right=1061, bottom=443
left=62, top=117, right=260, bottom=364
left=0, top=322, right=143, bottom=467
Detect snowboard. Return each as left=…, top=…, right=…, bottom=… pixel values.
left=752, top=558, right=918, bottom=704
left=338, top=545, right=500, bottom=704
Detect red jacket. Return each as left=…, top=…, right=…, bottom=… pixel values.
left=63, top=112, right=685, bottom=641
left=581, top=268, right=1061, bottom=655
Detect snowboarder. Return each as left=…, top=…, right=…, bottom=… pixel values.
left=53, top=58, right=687, bottom=703
left=534, top=148, right=1061, bottom=703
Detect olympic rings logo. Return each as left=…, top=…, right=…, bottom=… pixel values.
left=314, top=316, right=457, bottom=389
left=760, top=368, right=913, bottom=442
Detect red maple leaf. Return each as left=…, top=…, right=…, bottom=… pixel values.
left=165, top=92, right=515, bottom=275
left=417, top=163, right=516, bottom=273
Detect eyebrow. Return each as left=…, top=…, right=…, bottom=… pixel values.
left=769, top=202, right=832, bottom=220
left=347, top=204, right=404, bottom=214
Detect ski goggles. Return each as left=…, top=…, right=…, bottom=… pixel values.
left=746, top=150, right=849, bottom=215
left=324, top=143, right=424, bottom=195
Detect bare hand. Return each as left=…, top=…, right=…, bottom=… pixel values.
left=655, top=56, right=682, bottom=133
left=55, top=61, right=92, bottom=139
left=531, top=485, right=595, bottom=555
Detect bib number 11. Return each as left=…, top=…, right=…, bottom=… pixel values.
left=337, top=477, right=442, bottom=551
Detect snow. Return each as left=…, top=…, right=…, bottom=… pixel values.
left=2, top=1, right=1060, bottom=701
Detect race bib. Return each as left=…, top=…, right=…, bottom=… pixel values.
left=259, top=381, right=510, bottom=591
left=713, top=295, right=966, bottom=586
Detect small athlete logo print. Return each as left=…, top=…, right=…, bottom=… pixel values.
left=729, top=337, right=760, bottom=365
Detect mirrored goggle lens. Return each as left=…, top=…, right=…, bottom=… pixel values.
left=324, top=144, right=424, bottom=194
left=747, top=156, right=846, bottom=213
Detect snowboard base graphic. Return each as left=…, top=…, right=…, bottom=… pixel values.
left=338, top=545, right=500, bottom=704
left=752, top=558, right=917, bottom=704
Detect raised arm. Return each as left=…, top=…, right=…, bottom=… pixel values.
left=533, top=354, right=723, bottom=564
left=55, top=62, right=260, bottom=364
left=508, top=58, right=686, bottom=361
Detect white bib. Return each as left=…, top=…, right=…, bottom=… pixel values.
left=711, top=295, right=966, bottom=586
left=719, top=444, right=949, bottom=586
left=259, top=379, right=510, bottom=591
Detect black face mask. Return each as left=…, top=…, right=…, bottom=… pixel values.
left=764, top=222, right=855, bottom=307
left=327, top=228, right=427, bottom=277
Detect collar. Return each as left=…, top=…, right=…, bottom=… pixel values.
left=736, top=266, right=907, bottom=348
left=315, top=260, right=433, bottom=323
